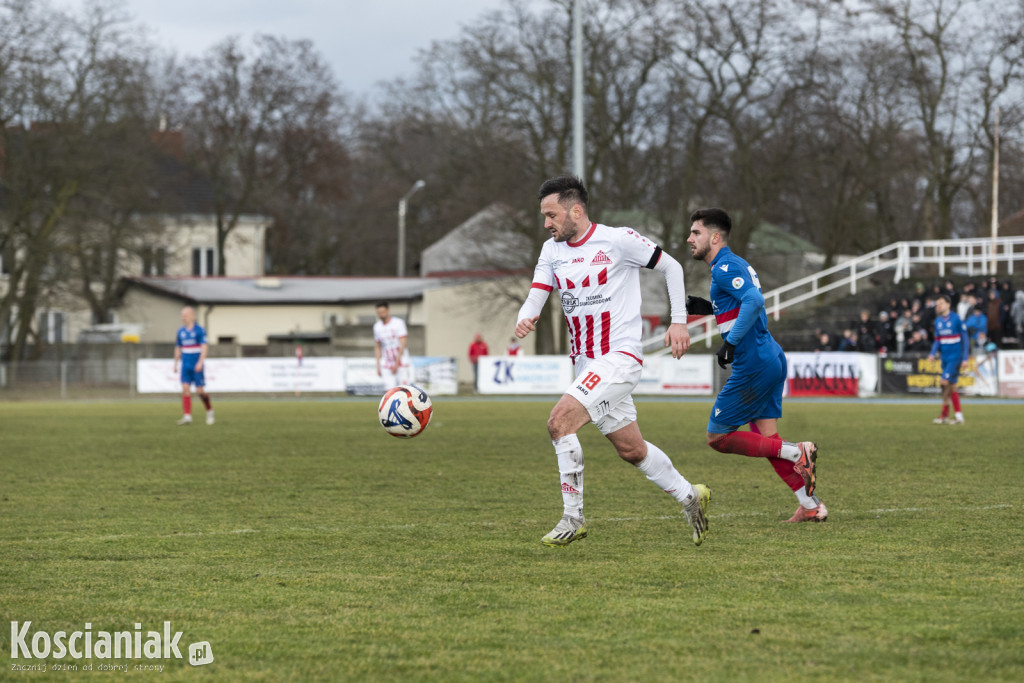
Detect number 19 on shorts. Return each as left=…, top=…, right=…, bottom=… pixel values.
left=576, top=372, right=602, bottom=395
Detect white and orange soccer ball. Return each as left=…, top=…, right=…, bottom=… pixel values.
left=378, top=384, right=433, bottom=438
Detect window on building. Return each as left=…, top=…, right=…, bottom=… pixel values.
left=37, top=311, right=66, bottom=344
left=192, top=247, right=216, bottom=276
left=142, top=246, right=167, bottom=276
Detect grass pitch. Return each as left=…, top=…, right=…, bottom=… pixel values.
left=1, top=398, right=1022, bottom=681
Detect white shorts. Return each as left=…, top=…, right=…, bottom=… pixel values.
left=568, top=353, right=641, bottom=436
left=380, top=364, right=413, bottom=388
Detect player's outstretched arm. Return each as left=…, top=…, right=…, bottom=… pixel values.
left=516, top=316, right=540, bottom=339
left=516, top=286, right=549, bottom=339
left=664, top=323, right=691, bottom=359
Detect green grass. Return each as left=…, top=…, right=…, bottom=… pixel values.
left=1, top=399, right=1022, bottom=681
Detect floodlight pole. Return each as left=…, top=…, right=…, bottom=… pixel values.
left=990, top=106, right=999, bottom=275
left=572, top=0, right=585, bottom=180
left=397, top=179, right=426, bottom=278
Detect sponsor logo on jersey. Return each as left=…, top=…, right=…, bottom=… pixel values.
left=719, top=263, right=729, bottom=272
left=571, top=257, right=585, bottom=263
left=714, top=408, right=721, bottom=417
left=590, top=250, right=612, bottom=265
left=561, top=291, right=580, bottom=314
left=732, top=277, right=744, bottom=289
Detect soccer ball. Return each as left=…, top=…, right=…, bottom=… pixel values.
left=378, top=384, right=433, bottom=438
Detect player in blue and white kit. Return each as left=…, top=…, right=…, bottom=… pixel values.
left=686, top=208, right=827, bottom=523
left=927, top=294, right=968, bottom=425
left=173, top=306, right=214, bottom=425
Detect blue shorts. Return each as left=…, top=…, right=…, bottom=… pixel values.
left=940, top=357, right=961, bottom=384
left=708, top=349, right=786, bottom=433
left=181, top=364, right=206, bottom=387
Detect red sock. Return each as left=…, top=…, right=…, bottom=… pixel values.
left=950, top=391, right=961, bottom=412
left=200, top=394, right=212, bottom=410
left=940, top=404, right=949, bottom=418
left=183, top=395, right=192, bottom=415
left=710, top=431, right=781, bottom=458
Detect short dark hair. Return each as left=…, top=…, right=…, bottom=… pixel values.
left=690, top=208, right=732, bottom=235
left=538, top=175, right=588, bottom=209
left=375, top=302, right=389, bottom=309
left=936, top=294, right=951, bottom=305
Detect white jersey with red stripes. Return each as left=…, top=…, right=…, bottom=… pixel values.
left=530, top=223, right=661, bottom=362
left=373, top=316, right=411, bottom=369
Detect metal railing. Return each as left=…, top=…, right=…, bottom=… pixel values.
left=647, top=236, right=1024, bottom=352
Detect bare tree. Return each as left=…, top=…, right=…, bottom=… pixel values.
left=178, top=35, right=345, bottom=275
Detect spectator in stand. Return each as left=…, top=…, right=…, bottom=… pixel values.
left=837, top=329, right=858, bottom=352
left=855, top=309, right=879, bottom=353
left=507, top=337, right=522, bottom=356
left=985, top=289, right=1004, bottom=346
left=906, top=329, right=932, bottom=352
left=877, top=310, right=895, bottom=352
left=1011, top=289, right=1024, bottom=348
left=468, top=333, right=489, bottom=390
left=943, top=280, right=959, bottom=310
left=957, top=291, right=975, bottom=321
left=814, top=331, right=836, bottom=352
left=894, top=309, right=914, bottom=355
left=912, top=282, right=927, bottom=309
left=965, top=305, right=987, bottom=347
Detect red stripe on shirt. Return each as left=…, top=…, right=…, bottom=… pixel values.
left=531, top=282, right=553, bottom=292
left=598, top=267, right=607, bottom=285
left=584, top=314, right=595, bottom=358
left=572, top=317, right=583, bottom=357
left=715, top=307, right=740, bottom=325
left=600, top=311, right=611, bottom=355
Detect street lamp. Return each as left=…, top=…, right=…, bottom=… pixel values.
left=397, top=179, right=426, bottom=278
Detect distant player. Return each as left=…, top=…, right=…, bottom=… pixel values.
left=515, top=175, right=711, bottom=547
left=927, top=294, right=969, bottom=424
left=174, top=306, right=214, bottom=425
left=686, top=208, right=825, bottom=523
left=373, top=302, right=412, bottom=387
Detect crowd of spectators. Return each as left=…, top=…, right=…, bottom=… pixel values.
left=813, top=276, right=1024, bottom=356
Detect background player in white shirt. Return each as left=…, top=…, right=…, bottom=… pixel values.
left=373, top=302, right=413, bottom=387
left=515, top=175, right=711, bottom=547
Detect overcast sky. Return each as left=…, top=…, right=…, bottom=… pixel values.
left=62, top=0, right=513, bottom=96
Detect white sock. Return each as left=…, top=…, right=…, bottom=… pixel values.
left=778, top=442, right=801, bottom=463
left=796, top=490, right=819, bottom=509
left=553, top=434, right=584, bottom=519
left=955, top=411, right=963, bottom=420
left=636, top=441, right=694, bottom=505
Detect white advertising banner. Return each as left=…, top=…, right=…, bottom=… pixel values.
left=137, top=356, right=458, bottom=395
left=476, top=355, right=574, bottom=394
left=997, top=350, right=1024, bottom=398
left=137, top=357, right=347, bottom=393
left=636, top=355, right=714, bottom=395
left=343, top=356, right=458, bottom=396
left=784, top=352, right=878, bottom=397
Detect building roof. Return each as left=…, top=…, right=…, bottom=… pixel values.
left=420, top=203, right=536, bottom=277
left=121, top=276, right=442, bottom=305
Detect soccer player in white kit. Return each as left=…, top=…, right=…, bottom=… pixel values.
left=515, top=175, right=711, bottom=547
left=373, top=302, right=413, bottom=387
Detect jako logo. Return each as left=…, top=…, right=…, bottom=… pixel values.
left=9, top=621, right=207, bottom=663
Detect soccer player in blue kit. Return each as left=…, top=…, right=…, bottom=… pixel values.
left=173, top=306, right=214, bottom=425
left=927, top=294, right=968, bottom=424
left=686, top=208, right=827, bottom=523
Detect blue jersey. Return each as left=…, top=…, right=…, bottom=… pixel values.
left=709, top=247, right=782, bottom=373
left=930, top=313, right=968, bottom=362
left=176, top=324, right=207, bottom=368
